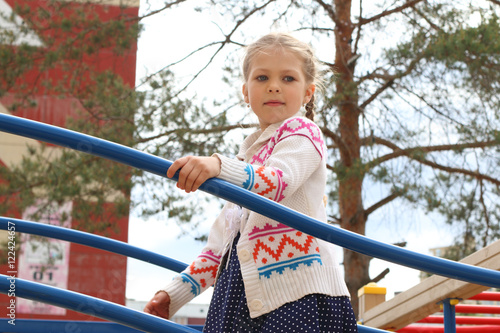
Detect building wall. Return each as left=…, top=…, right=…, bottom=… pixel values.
left=0, top=0, right=138, bottom=321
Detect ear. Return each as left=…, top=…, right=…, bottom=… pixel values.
left=242, top=84, right=249, bottom=104
left=303, top=83, right=315, bottom=104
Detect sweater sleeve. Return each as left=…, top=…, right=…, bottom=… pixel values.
left=161, top=206, right=226, bottom=318
left=214, top=118, right=325, bottom=203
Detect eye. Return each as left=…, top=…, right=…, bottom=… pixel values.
left=256, top=75, right=268, bottom=81
left=283, top=76, right=295, bottom=82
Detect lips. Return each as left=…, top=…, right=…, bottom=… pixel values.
left=264, top=100, right=284, bottom=106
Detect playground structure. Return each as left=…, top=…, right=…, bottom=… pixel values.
left=358, top=240, right=500, bottom=332
left=1, top=113, right=500, bottom=332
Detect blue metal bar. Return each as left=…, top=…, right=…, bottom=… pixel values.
left=441, top=298, right=459, bottom=333
left=0, top=319, right=144, bottom=333
left=1, top=113, right=500, bottom=289
left=0, top=319, right=204, bottom=332
left=0, top=217, right=188, bottom=273
left=0, top=275, right=199, bottom=333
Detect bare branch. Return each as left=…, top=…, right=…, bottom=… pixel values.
left=314, top=0, right=337, bottom=22
left=327, top=215, right=341, bottom=225
left=370, top=268, right=390, bottom=283
left=135, top=41, right=221, bottom=90
left=359, top=78, right=394, bottom=109
left=417, top=157, right=500, bottom=186
left=356, top=49, right=426, bottom=112
left=488, top=0, right=500, bottom=5
left=358, top=0, right=426, bottom=26
left=478, top=178, right=491, bottom=247
left=136, top=123, right=258, bottom=144
left=138, top=0, right=274, bottom=111
left=353, top=0, right=363, bottom=55
left=137, top=0, right=188, bottom=21
left=365, top=137, right=500, bottom=185
left=358, top=50, right=425, bottom=84
left=395, top=85, right=467, bottom=127
left=364, top=189, right=404, bottom=217
left=412, top=6, right=444, bottom=32
left=321, top=126, right=352, bottom=163
left=173, top=0, right=275, bottom=96
left=367, top=137, right=499, bottom=161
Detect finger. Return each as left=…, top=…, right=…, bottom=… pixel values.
left=189, top=167, right=210, bottom=192
left=158, top=306, right=169, bottom=319
left=183, top=165, right=203, bottom=193
left=167, top=157, right=189, bottom=179
left=177, top=160, right=197, bottom=191
left=156, top=292, right=171, bottom=318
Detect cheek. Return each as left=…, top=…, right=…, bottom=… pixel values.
left=247, top=87, right=261, bottom=101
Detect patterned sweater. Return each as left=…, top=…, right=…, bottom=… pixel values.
left=162, top=115, right=350, bottom=319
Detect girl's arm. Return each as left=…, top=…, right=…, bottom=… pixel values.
left=146, top=207, right=226, bottom=319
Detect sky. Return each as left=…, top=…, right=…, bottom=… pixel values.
left=125, top=0, right=458, bottom=305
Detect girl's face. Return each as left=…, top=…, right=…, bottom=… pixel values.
left=242, top=48, right=315, bottom=131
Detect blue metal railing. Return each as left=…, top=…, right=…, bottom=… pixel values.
left=0, top=319, right=205, bottom=332
left=0, top=217, right=188, bottom=273
left=1, top=113, right=500, bottom=332
left=0, top=275, right=199, bottom=333
left=0, top=319, right=151, bottom=333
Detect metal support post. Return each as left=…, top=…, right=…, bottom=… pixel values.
left=440, top=298, right=460, bottom=333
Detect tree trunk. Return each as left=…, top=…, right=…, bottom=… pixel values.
left=334, top=0, right=371, bottom=317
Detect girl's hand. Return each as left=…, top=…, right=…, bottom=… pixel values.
left=144, top=290, right=171, bottom=319
left=167, top=155, right=221, bottom=193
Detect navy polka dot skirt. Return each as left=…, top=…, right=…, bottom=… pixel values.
left=204, top=234, right=358, bottom=332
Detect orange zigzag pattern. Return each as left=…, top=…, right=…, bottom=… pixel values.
left=189, top=263, right=218, bottom=279
left=255, top=166, right=277, bottom=196
left=252, top=234, right=315, bottom=261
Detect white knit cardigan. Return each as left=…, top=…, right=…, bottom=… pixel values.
left=162, top=115, right=350, bottom=319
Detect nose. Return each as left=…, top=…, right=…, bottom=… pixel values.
left=268, top=79, right=280, bottom=93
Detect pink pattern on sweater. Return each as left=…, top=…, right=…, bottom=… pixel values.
left=250, top=118, right=325, bottom=165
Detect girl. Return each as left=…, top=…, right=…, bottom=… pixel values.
left=144, top=32, right=358, bottom=332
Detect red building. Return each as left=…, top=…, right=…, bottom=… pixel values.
left=0, top=0, right=138, bottom=322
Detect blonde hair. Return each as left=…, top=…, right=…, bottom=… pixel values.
left=242, top=32, right=323, bottom=120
